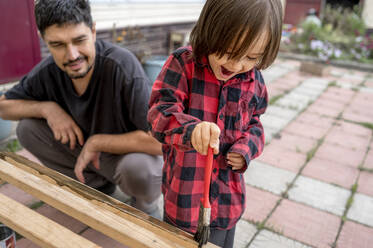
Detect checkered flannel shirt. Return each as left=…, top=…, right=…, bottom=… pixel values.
left=147, top=47, right=268, bottom=233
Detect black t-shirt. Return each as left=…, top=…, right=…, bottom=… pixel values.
left=5, top=40, right=151, bottom=140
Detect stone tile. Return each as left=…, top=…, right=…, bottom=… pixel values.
left=350, top=96, right=373, bottom=110
left=36, top=204, right=87, bottom=233
left=257, top=145, right=307, bottom=173
left=267, top=82, right=294, bottom=92
left=268, top=132, right=317, bottom=154
left=261, top=115, right=290, bottom=130
left=285, top=92, right=314, bottom=104
left=263, top=126, right=278, bottom=144
left=282, top=121, right=328, bottom=140
left=294, top=112, right=334, bottom=129
left=302, top=157, right=359, bottom=189
left=14, top=238, right=40, bottom=248
left=245, top=161, right=296, bottom=195
left=365, top=80, right=373, bottom=88
left=267, top=86, right=284, bottom=98
left=323, top=128, right=370, bottom=151
left=332, top=120, right=372, bottom=137
left=292, top=87, right=322, bottom=98
left=347, top=193, right=373, bottom=227
left=343, top=110, right=373, bottom=124
left=80, top=228, right=128, bottom=248
left=329, top=68, right=348, bottom=77
left=314, top=143, right=366, bottom=168
left=276, top=99, right=308, bottom=112
left=234, top=220, right=257, bottom=248
left=250, top=230, right=312, bottom=248
left=16, top=149, right=41, bottom=164
left=357, top=171, right=373, bottom=197
left=322, top=87, right=355, bottom=104
left=267, top=199, right=340, bottom=248
left=301, top=78, right=329, bottom=89
left=339, top=73, right=366, bottom=85
left=306, top=103, right=343, bottom=118
left=337, top=221, right=373, bottom=248
left=344, top=102, right=373, bottom=119
left=359, top=87, right=373, bottom=93
left=243, top=185, right=280, bottom=223
left=264, top=106, right=298, bottom=120
left=363, top=152, right=373, bottom=170
left=288, top=176, right=350, bottom=216
left=0, top=183, right=40, bottom=206
left=282, top=71, right=307, bottom=82
left=312, top=97, right=347, bottom=111
left=354, top=91, right=373, bottom=102
left=273, top=78, right=300, bottom=89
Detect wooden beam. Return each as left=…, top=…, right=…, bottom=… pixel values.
left=0, top=152, right=218, bottom=248
left=0, top=192, right=100, bottom=248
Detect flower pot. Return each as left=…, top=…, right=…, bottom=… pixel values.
left=0, top=92, right=13, bottom=141
left=0, top=118, right=12, bottom=141
left=143, top=56, right=168, bottom=85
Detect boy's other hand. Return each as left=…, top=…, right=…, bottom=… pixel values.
left=227, top=152, right=245, bottom=170
left=191, top=121, right=220, bottom=155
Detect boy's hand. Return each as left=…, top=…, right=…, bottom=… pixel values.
left=191, top=121, right=220, bottom=155
left=227, top=152, right=245, bottom=170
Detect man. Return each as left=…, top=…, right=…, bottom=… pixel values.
left=0, top=0, right=163, bottom=218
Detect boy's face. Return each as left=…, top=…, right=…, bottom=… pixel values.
left=43, top=22, right=96, bottom=80
left=208, top=32, right=268, bottom=81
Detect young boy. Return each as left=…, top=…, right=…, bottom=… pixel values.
left=147, top=0, right=283, bottom=247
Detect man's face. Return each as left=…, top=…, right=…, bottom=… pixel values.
left=43, top=22, right=96, bottom=80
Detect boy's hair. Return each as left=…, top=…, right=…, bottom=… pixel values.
left=190, top=0, right=283, bottom=70
left=34, top=0, right=93, bottom=36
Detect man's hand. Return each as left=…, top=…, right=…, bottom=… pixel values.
left=191, top=121, right=220, bottom=155
left=227, top=152, right=245, bottom=170
left=43, top=102, right=84, bottom=149
left=74, top=136, right=101, bottom=183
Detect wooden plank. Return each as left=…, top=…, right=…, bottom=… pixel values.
left=0, top=152, right=218, bottom=248
left=0, top=159, right=173, bottom=248
left=0, top=192, right=100, bottom=248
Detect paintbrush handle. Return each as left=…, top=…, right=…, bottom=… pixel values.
left=203, top=147, right=213, bottom=208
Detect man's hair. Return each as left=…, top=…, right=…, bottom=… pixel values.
left=189, top=0, right=283, bottom=70
left=34, top=0, right=93, bottom=36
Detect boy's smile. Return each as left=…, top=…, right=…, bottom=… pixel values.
left=221, top=66, right=234, bottom=77
left=208, top=32, right=268, bottom=81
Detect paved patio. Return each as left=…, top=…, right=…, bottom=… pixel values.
left=1, top=57, right=372, bottom=247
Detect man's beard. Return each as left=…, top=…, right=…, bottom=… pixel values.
left=63, top=56, right=94, bottom=79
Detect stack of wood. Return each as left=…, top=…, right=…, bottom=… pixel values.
left=299, top=61, right=330, bottom=76
left=0, top=152, right=217, bottom=248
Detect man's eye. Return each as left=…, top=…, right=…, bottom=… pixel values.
left=51, top=43, right=63, bottom=48
left=75, top=39, right=85, bottom=44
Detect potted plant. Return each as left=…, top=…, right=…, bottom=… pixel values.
left=0, top=91, right=12, bottom=141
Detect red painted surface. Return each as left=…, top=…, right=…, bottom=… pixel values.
left=284, top=0, right=322, bottom=25
left=0, top=0, right=41, bottom=84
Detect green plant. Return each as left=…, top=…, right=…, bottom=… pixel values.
left=283, top=5, right=373, bottom=64
left=5, top=139, right=22, bottom=152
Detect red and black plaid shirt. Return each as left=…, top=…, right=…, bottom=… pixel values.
left=148, top=47, right=268, bottom=233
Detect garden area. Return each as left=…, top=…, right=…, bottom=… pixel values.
left=280, top=4, right=373, bottom=66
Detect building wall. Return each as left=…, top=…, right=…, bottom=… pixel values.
left=362, top=0, right=373, bottom=29
left=40, top=22, right=195, bottom=61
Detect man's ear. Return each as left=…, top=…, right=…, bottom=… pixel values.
left=91, top=22, right=97, bottom=41
left=37, top=30, right=44, bottom=40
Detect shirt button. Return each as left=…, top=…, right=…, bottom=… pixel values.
left=219, top=114, right=224, bottom=120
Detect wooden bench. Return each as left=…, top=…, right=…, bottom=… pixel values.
left=0, top=152, right=217, bottom=248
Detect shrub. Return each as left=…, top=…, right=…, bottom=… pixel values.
left=282, top=5, right=373, bottom=64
